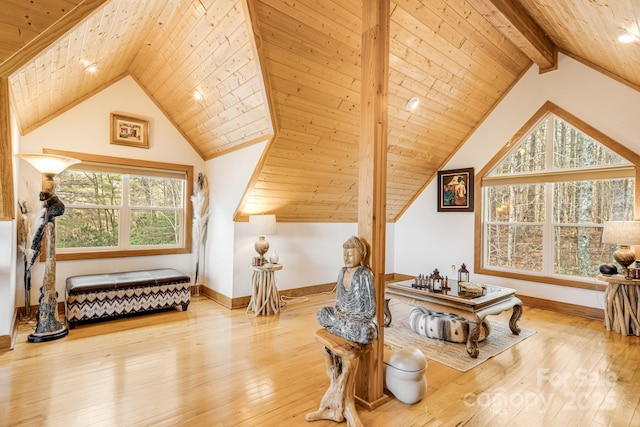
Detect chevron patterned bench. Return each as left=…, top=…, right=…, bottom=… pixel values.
left=65, top=268, right=191, bottom=329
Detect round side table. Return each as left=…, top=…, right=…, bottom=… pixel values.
left=597, top=274, right=640, bottom=336
left=247, top=264, right=283, bottom=316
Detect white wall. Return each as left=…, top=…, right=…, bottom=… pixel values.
left=205, top=141, right=266, bottom=297
left=0, top=222, right=16, bottom=337
left=233, top=222, right=357, bottom=296
left=395, top=53, right=640, bottom=310
left=232, top=222, right=395, bottom=297
left=0, top=112, right=23, bottom=337
left=16, top=76, right=205, bottom=311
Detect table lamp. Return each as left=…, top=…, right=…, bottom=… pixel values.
left=602, top=221, right=640, bottom=278
left=16, top=153, right=81, bottom=342
left=249, top=214, right=276, bottom=263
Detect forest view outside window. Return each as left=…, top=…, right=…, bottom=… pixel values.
left=482, top=113, right=635, bottom=281
left=51, top=157, right=191, bottom=259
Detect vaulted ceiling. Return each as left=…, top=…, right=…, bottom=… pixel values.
left=2, top=0, right=639, bottom=223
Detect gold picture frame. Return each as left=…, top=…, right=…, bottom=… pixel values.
left=110, top=113, right=149, bottom=148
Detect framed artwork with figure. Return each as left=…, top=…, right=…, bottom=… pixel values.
left=437, top=167, right=474, bottom=212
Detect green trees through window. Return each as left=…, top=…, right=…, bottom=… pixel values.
left=57, top=170, right=185, bottom=250
left=56, top=171, right=121, bottom=248
left=481, top=107, right=635, bottom=282
left=40, top=150, right=193, bottom=260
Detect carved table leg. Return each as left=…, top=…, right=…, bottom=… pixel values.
left=509, top=304, right=522, bottom=335
left=481, top=319, right=491, bottom=338
left=466, top=320, right=480, bottom=359
left=383, top=298, right=392, bottom=327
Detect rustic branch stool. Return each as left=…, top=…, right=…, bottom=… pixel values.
left=306, top=328, right=370, bottom=427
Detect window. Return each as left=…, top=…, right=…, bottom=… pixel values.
left=477, top=103, right=639, bottom=287
left=45, top=150, right=193, bottom=260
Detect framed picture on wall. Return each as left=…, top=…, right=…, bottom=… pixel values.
left=437, top=167, right=474, bottom=212
left=110, top=113, right=149, bottom=148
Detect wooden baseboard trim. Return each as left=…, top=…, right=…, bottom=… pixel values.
left=0, top=308, right=20, bottom=351
left=145, top=273, right=604, bottom=320
left=518, top=295, right=604, bottom=320
left=201, top=281, right=338, bottom=310
left=200, top=286, right=234, bottom=309
left=0, top=335, right=10, bottom=351
left=386, top=273, right=414, bottom=283
left=280, top=282, right=335, bottom=299
left=200, top=273, right=410, bottom=310
left=198, top=273, right=601, bottom=321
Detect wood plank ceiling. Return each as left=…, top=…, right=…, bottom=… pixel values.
left=2, top=0, right=640, bottom=223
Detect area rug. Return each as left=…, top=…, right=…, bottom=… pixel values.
left=383, top=301, right=536, bottom=372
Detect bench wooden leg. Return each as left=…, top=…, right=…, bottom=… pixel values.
left=306, top=329, right=369, bottom=427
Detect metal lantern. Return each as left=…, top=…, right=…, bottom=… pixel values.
left=458, top=263, right=470, bottom=283
left=431, top=268, right=443, bottom=291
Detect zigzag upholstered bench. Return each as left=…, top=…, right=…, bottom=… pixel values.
left=65, top=268, right=191, bottom=329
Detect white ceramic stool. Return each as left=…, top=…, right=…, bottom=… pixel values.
left=383, top=347, right=427, bottom=404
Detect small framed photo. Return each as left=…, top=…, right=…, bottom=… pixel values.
left=437, top=167, right=474, bottom=212
left=110, top=113, right=149, bottom=148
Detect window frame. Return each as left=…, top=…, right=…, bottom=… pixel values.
left=474, top=102, right=640, bottom=290
left=44, top=149, right=193, bottom=261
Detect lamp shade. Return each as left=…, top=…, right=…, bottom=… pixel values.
left=249, top=214, right=276, bottom=235
left=602, top=221, right=640, bottom=245
left=16, top=153, right=81, bottom=175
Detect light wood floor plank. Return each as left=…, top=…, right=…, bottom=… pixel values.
left=1, top=294, right=639, bottom=426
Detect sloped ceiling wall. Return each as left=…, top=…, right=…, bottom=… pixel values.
left=2, top=0, right=640, bottom=223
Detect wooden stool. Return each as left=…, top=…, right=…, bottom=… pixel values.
left=306, top=329, right=370, bottom=427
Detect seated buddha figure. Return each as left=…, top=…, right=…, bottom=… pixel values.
left=316, top=236, right=378, bottom=345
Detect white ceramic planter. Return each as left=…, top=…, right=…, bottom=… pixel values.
left=383, top=347, right=427, bottom=405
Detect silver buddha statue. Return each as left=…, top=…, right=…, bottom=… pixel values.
left=316, top=236, right=378, bottom=345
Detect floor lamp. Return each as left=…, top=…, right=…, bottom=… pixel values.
left=16, top=153, right=80, bottom=343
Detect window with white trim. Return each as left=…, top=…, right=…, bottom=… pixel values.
left=48, top=151, right=192, bottom=260
left=481, top=111, right=635, bottom=281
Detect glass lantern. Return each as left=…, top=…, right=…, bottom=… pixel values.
left=431, top=268, right=443, bottom=291
left=458, top=263, right=470, bottom=283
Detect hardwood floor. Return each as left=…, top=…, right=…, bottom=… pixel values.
left=1, top=293, right=638, bottom=426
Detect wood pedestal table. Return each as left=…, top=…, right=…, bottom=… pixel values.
left=597, top=274, right=640, bottom=336
left=385, top=279, right=522, bottom=358
left=306, top=328, right=370, bottom=427
left=247, top=264, right=282, bottom=316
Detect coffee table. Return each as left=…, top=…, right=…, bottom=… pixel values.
left=385, top=279, right=522, bottom=358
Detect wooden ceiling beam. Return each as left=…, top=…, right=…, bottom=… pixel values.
left=467, top=0, right=557, bottom=73
left=0, top=78, right=14, bottom=220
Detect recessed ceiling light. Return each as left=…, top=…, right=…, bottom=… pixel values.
left=85, top=63, right=97, bottom=73
left=406, top=96, right=420, bottom=111
left=617, top=28, right=639, bottom=43
left=193, top=90, right=203, bottom=101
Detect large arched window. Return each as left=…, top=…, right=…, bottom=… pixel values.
left=475, top=102, right=640, bottom=289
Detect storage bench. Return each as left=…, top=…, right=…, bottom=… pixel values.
left=65, top=268, right=191, bottom=329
